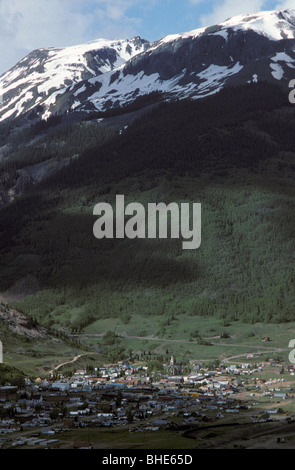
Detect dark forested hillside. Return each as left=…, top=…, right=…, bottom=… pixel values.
left=0, top=81, right=294, bottom=333
left=46, top=82, right=291, bottom=187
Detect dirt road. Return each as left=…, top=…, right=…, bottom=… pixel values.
left=49, top=354, right=84, bottom=375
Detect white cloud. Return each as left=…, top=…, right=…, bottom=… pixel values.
left=95, top=0, right=136, bottom=21
left=0, top=0, right=92, bottom=74
left=92, top=0, right=147, bottom=40
left=275, top=0, right=295, bottom=9
left=0, top=0, right=150, bottom=75
left=199, top=0, right=267, bottom=26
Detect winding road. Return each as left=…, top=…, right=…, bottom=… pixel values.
left=71, top=332, right=289, bottom=363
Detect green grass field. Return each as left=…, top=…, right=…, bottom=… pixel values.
left=79, top=315, right=295, bottom=365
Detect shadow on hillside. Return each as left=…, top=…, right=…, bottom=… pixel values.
left=0, top=210, right=202, bottom=291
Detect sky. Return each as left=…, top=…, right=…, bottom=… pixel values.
left=1, top=0, right=295, bottom=74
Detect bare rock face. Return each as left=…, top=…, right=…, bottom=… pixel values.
left=7, top=157, right=72, bottom=200
left=13, top=170, right=34, bottom=196
left=0, top=303, right=46, bottom=339
left=0, top=272, right=45, bottom=339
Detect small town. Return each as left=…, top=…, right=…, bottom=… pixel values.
left=1, top=355, right=295, bottom=449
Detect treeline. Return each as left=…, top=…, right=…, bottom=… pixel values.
left=0, top=114, right=62, bottom=150
left=0, top=120, right=117, bottom=189
left=46, top=81, right=291, bottom=190
left=5, top=114, right=64, bottom=149
left=0, top=365, right=25, bottom=386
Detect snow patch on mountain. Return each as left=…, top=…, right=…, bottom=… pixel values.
left=197, top=63, right=243, bottom=92
left=270, top=62, right=284, bottom=79
left=79, top=61, right=244, bottom=112
left=0, top=37, right=149, bottom=121
left=220, top=9, right=295, bottom=40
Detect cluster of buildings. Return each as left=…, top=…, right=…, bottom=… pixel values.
left=0, top=357, right=293, bottom=448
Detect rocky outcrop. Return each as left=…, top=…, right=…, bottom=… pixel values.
left=0, top=302, right=47, bottom=339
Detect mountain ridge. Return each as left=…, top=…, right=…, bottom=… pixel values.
left=1, top=8, right=295, bottom=122
left=0, top=36, right=150, bottom=121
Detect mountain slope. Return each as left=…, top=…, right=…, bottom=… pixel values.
left=0, top=37, right=150, bottom=121
left=75, top=9, right=295, bottom=113
left=0, top=82, right=294, bottom=333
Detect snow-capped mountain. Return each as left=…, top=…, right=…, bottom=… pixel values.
left=0, top=37, right=149, bottom=121
left=1, top=9, right=295, bottom=122
left=73, top=9, right=295, bottom=114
